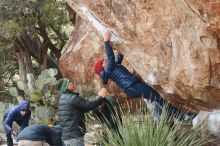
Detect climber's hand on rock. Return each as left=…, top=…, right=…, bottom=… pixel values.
left=98, top=88, right=107, bottom=97
left=104, top=31, right=111, bottom=42
left=114, top=49, right=119, bottom=53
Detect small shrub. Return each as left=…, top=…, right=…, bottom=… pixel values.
left=95, top=105, right=209, bottom=146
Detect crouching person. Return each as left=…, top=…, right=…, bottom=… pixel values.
left=3, top=100, right=31, bottom=146
left=57, top=78, right=105, bottom=146
left=17, top=124, right=63, bottom=146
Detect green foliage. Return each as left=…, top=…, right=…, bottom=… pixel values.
left=35, top=106, right=48, bottom=119
left=9, top=87, right=19, bottom=97
left=9, top=68, right=59, bottom=125
left=0, top=102, right=6, bottom=112
left=0, top=102, right=7, bottom=132
left=0, top=50, right=18, bottom=92
left=42, top=3, right=63, bottom=25
left=9, top=68, right=58, bottom=105
left=3, top=20, right=22, bottom=39
left=35, top=106, right=50, bottom=124
left=0, top=0, right=69, bottom=96
left=0, top=0, right=70, bottom=45
left=30, top=105, right=57, bottom=125
left=96, top=106, right=209, bottom=146
left=48, top=106, right=55, bottom=117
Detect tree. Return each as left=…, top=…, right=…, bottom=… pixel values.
left=0, top=0, right=73, bottom=81
left=0, top=50, right=18, bottom=92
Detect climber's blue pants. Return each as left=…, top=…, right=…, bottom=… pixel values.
left=126, top=82, right=196, bottom=122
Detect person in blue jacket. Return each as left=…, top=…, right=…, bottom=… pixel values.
left=94, top=31, right=196, bottom=123
left=3, top=100, right=31, bottom=146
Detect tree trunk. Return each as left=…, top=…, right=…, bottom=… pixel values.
left=14, top=36, right=35, bottom=82
left=14, top=32, right=62, bottom=80
left=47, top=56, right=63, bottom=79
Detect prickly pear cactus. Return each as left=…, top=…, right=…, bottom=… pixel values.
left=33, top=106, right=57, bottom=125
left=9, top=68, right=60, bottom=125
left=0, top=102, right=6, bottom=132
left=35, top=106, right=50, bottom=125
left=48, top=106, right=55, bottom=117
left=0, top=102, right=6, bottom=112
left=35, top=106, right=48, bottom=119
left=9, top=68, right=58, bottom=106
left=8, top=87, right=19, bottom=97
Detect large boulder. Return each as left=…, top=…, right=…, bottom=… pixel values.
left=193, top=110, right=220, bottom=144
left=60, top=0, right=220, bottom=111
left=59, top=15, right=138, bottom=108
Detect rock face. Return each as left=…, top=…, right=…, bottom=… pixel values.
left=193, top=110, right=220, bottom=143
left=60, top=0, right=220, bottom=111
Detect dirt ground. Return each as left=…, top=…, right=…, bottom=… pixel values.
left=0, top=133, right=18, bottom=146
left=0, top=133, right=7, bottom=146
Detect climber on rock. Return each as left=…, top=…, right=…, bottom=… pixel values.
left=94, top=31, right=196, bottom=123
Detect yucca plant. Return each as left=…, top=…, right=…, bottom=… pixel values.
left=94, top=104, right=210, bottom=146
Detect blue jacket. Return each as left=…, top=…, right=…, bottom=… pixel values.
left=100, top=42, right=139, bottom=91
left=3, top=100, right=31, bottom=134
left=17, top=124, right=62, bottom=146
